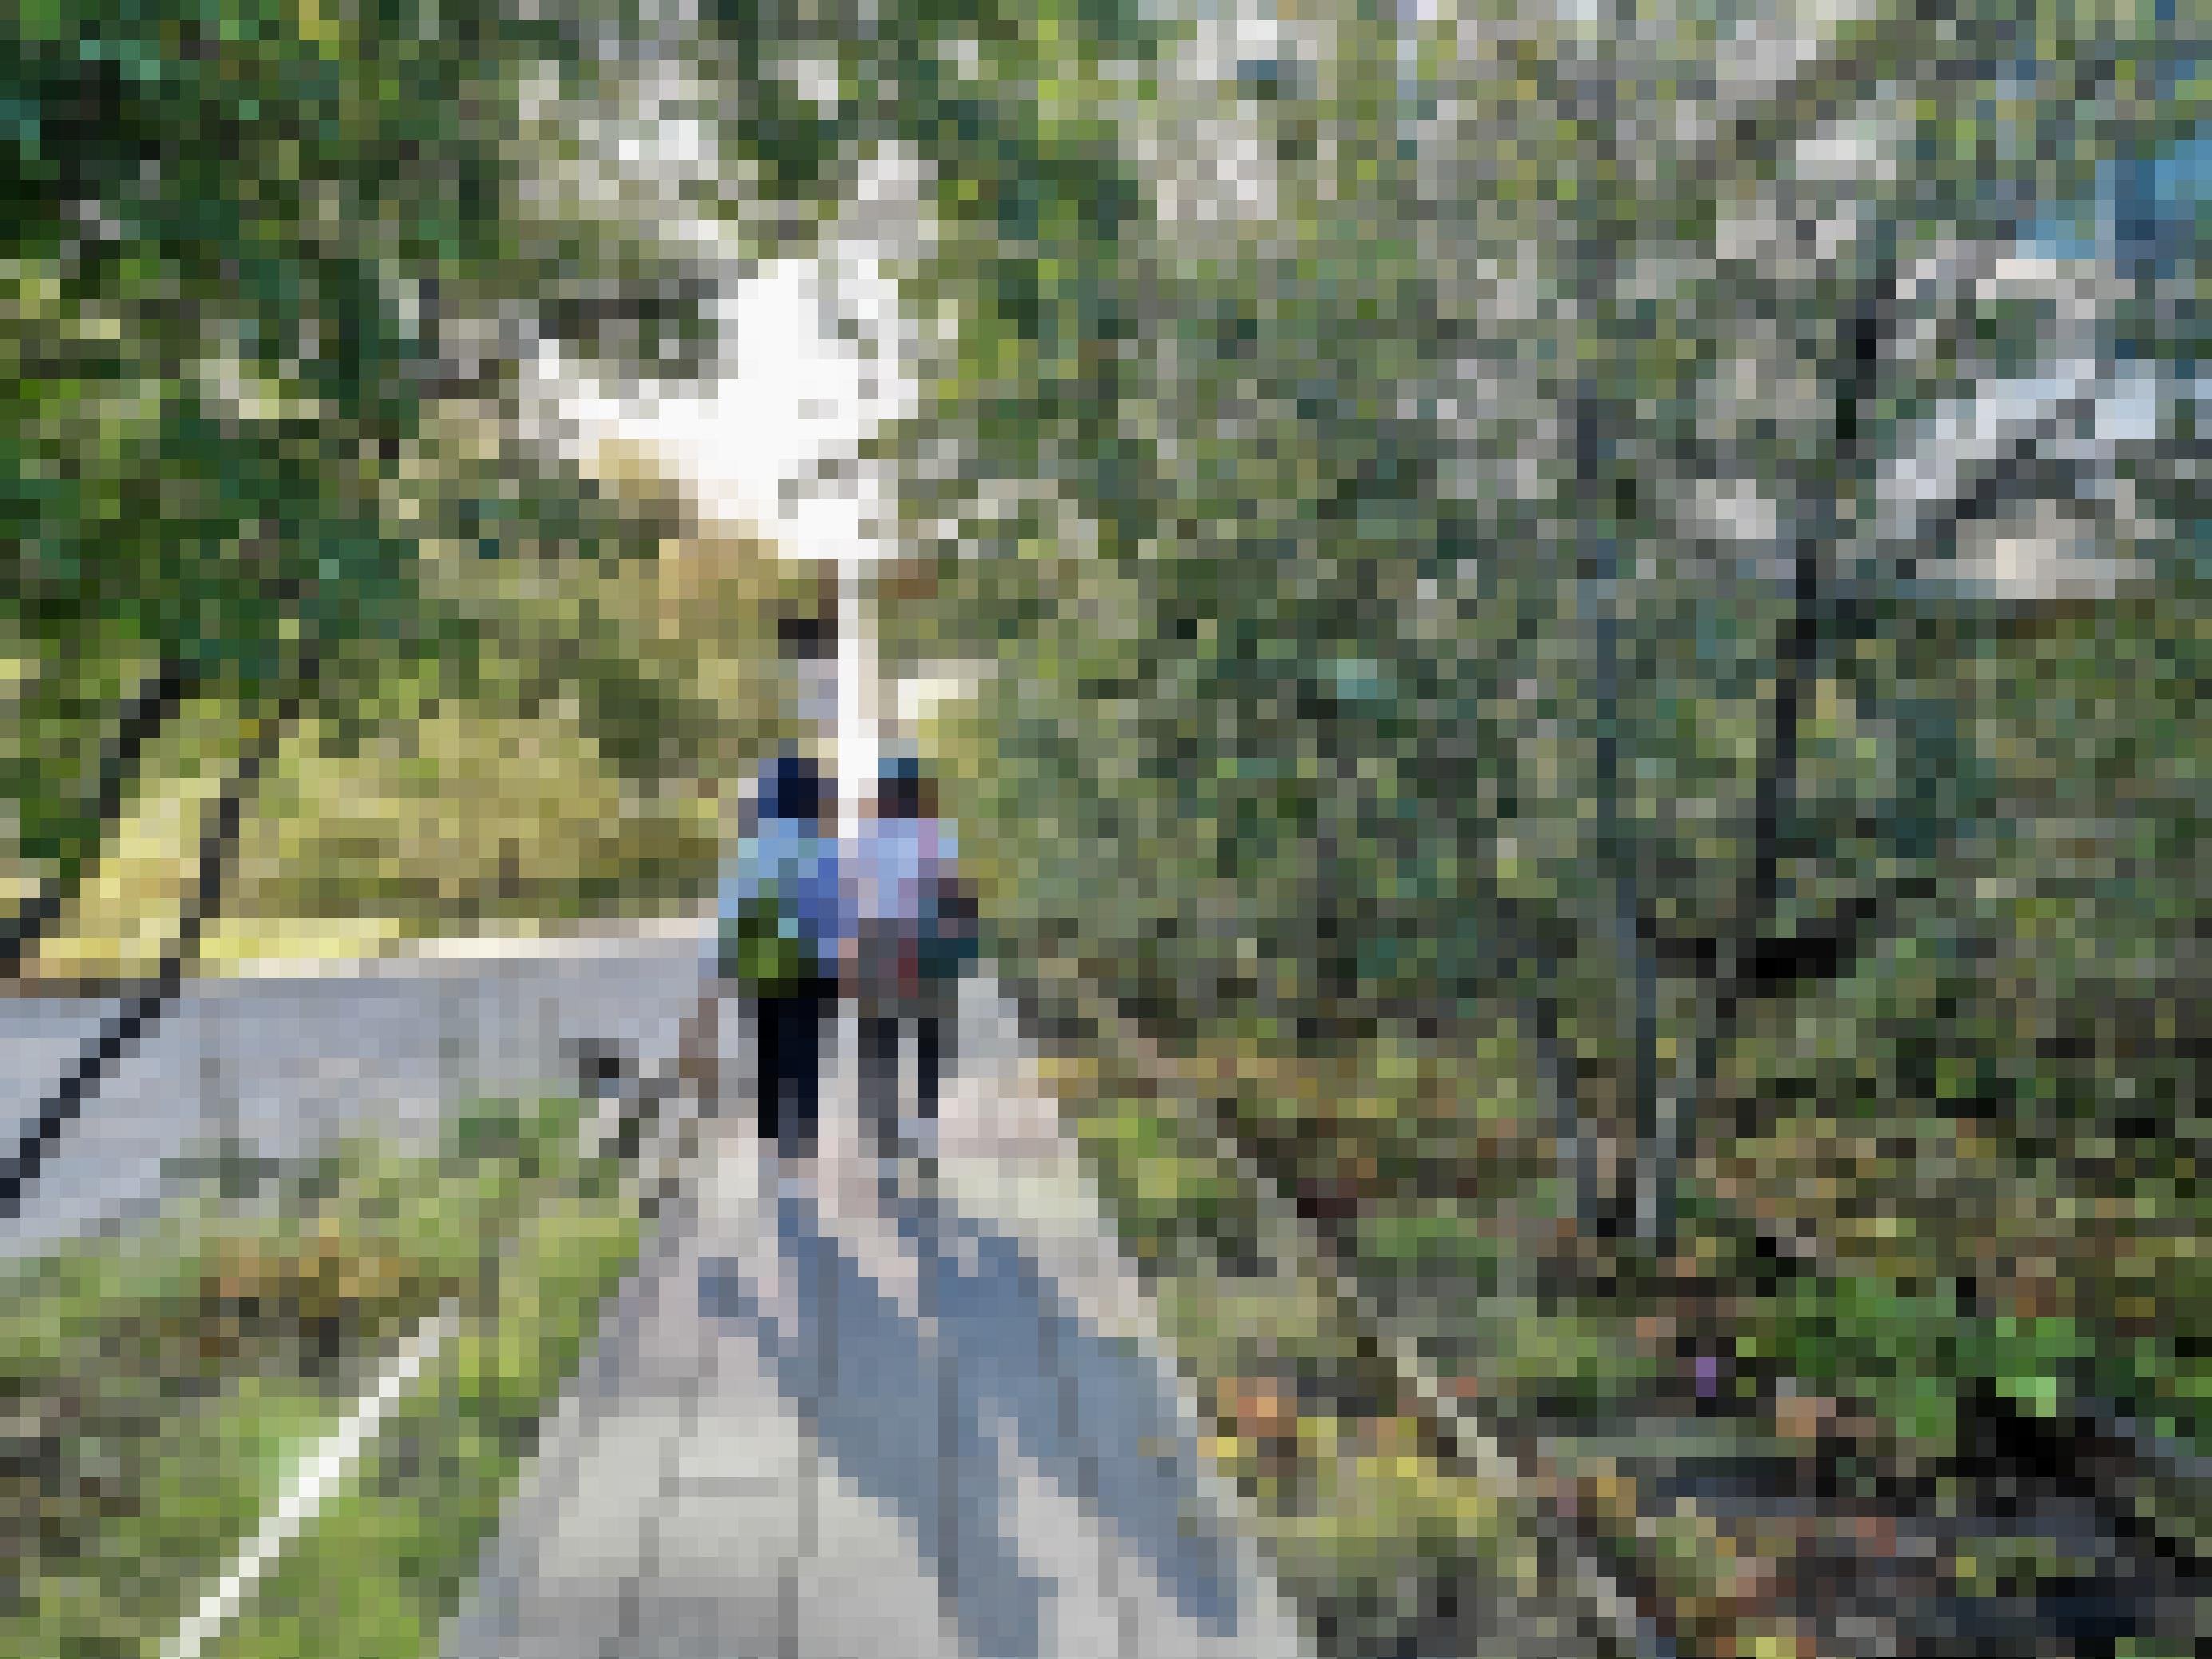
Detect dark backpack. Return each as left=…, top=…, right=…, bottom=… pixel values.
left=916, top=873, right=981, bottom=982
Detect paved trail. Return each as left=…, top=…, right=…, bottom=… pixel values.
left=8, top=939, right=1307, bottom=1656
left=442, top=972, right=1309, bottom=1659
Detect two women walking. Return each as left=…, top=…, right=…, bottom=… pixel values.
left=707, top=747, right=977, bottom=1161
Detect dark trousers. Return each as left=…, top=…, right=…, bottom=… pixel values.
left=755, top=984, right=831, bottom=1153
left=859, top=1011, right=948, bottom=1152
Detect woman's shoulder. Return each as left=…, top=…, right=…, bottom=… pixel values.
left=738, top=820, right=819, bottom=860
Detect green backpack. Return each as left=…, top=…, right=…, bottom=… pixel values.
left=721, top=881, right=813, bottom=993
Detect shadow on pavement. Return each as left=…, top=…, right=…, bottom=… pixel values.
left=699, top=1166, right=1241, bottom=1659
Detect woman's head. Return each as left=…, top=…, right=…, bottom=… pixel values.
left=874, top=750, right=935, bottom=820
left=758, top=750, right=833, bottom=825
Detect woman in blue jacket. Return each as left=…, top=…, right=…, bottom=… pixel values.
left=720, top=750, right=848, bottom=1156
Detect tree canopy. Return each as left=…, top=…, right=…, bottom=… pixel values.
left=700, top=2, right=2206, bottom=1648
left=6, top=2, right=2203, bottom=1652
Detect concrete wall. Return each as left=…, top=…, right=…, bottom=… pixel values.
left=4, top=928, right=713, bottom=1260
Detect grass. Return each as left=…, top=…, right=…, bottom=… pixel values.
left=1, top=1095, right=642, bottom=1659
left=1038, top=1041, right=1564, bottom=1658
left=13, top=528, right=819, bottom=990
left=1035, top=993, right=2212, bottom=1658
left=1106, top=1005, right=2211, bottom=1657
left=205, top=1156, right=641, bottom=1659
left=21, top=691, right=729, bottom=989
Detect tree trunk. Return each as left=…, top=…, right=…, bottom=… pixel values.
left=2, top=659, right=199, bottom=981
left=1652, top=244, right=1898, bottom=1265
left=2, top=668, right=313, bottom=1218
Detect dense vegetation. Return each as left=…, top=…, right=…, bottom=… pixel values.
left=5, top=2, right=2203, bottom=1657
left=2, top=1095, right=643, bottom=1659
left=2, top=1, right=812, bottom=993
left=703, top=2, right=2206, bottom=1652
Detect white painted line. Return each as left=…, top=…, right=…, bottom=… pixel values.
left=163, top=1302, right=459, bottom=1659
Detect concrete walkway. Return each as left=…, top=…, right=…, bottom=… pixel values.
left=441, top=976, right=1309, bottom=1659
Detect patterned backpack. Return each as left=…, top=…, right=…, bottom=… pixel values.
left=722, top=878, right=815, bottom=993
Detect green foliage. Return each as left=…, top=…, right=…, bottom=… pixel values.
left=0, top=1095, right=639, bottom=1659
left=820, top=6, right=2207, bottom=1649
left=1, top=1, right=730, bottom=949
left=9, top=2, right=2199, bottom=1652
left=210, top=1170, right=639, bottom=1659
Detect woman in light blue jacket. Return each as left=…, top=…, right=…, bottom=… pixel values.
left=718, top=750, right=848, bottom=1156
